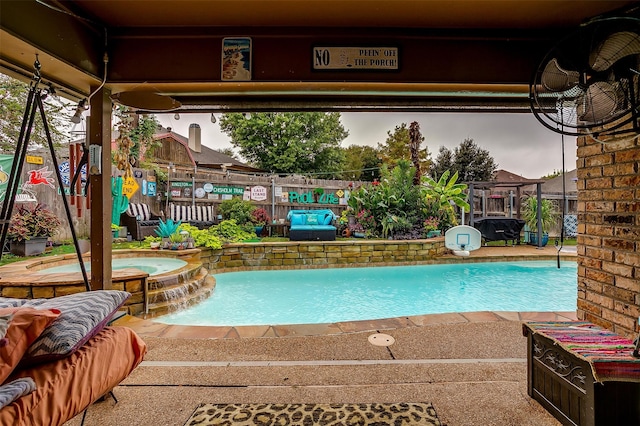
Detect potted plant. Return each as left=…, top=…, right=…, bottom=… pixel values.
left=251, top=207, right=270, bottom=236
left=423, top=216, right=441, bottom=238
left=169, top=231, right=184, bottom=250
left=7, top=204, right=61, bottom=256
left=522, top=196, right=558, bottom=246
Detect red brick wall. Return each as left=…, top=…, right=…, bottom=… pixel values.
left=576, top=135, right=640, bottom=338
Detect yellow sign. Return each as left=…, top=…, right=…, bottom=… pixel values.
left=122, top=176, right=140, bottom=199
left=26, top=155, right=44, bottom=164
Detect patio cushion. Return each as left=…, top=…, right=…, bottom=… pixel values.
left=127, top=203, right=152, bottom=221
left=18, top=290, right=130, bottom=366
left=306, top=215, right=319, bottom=225
left=322, top=214, right=333, bottom=225
left=290, top=214, right=306, bottom=226
left=0, top=307, right=60, bottom=383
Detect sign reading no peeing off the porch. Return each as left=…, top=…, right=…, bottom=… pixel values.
left=313, top=47, right=398, bottom=70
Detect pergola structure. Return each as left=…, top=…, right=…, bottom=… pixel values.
left=1, top=0, right=637, bottom=289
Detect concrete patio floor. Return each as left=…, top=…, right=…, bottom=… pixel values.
left=65, top=245, right=576, bottom=426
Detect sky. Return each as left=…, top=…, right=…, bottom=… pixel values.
left=156, top=112, right=578, bottom=179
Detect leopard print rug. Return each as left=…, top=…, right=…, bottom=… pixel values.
left=185, top=402, right=443, bottom=425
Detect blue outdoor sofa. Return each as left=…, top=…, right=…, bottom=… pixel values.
left=287, top=209, right=337, bottom=241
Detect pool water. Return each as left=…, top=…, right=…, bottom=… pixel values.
left=157, top=261, right=577, bottom=326
left=37, top=257, right=187, bottom=277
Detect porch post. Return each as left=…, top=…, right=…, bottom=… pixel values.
left=88, top=87, right=113, bottom=290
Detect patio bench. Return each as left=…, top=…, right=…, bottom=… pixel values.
left=120, top=203, right=162, bottom=240
left=169, top=203, right=216, bottom=229
left=287, top=209, right=337, bottom=241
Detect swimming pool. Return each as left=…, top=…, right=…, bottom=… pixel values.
left=157, top=261, right=577, bottom=326
left=37, top=257, right=188, bottom=277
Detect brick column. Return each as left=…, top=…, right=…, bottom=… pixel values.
left=576, top=134, right=640, bottom=338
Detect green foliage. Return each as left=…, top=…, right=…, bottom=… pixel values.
left=7, top=204, right=61, bottom=241
left=0, top=74, right=69, bottom=153
left=341, top=145, right=381, bottom=181
left=522, top=197, right=559, bottom=234
left=143, top=235, right=161, bottom=243
left=378, top=123, right=430, bottom=173
left=154, top=218, right=181, bottom=238
left=178, top=223, right=222, bottom=249
left=219, top=112, right=348, bottom=174
left=430, top=138, right=496, bottom=183
left=218, top=198, right=255, bottom=225
left=421, top=170, right=470, bottom=212
left=169, top=231, right=184, bottom=243
left=211, top=219, right=255, bottom=243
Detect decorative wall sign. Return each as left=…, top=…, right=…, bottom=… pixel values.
left=26, top=155, right=44, bottom=165
left=147, top=182, right=156, bottom=196
left=222, top=37, right=252, bottom=81
left=251, top=185, right=267, bottom=201
left=210, top=185, right=244, bottom=195
left=122, top=176, right=140, bottom=199
left=195, top=187, right=206, bottom=198
left=313, top=47, right=398, bottom=70
left=288, top=191, right=339, bottom=204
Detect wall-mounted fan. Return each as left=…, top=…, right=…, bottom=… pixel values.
left=530, top=17, right=640, bottom=142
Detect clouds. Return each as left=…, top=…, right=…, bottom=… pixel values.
left=157, top=111, right=577, bottom=179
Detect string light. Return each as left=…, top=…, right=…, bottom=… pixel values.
left=210, top=113, right=217, bottom=123
left=174, top=112, right=180, bottom=120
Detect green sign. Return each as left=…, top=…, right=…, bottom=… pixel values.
left=211, top=185, right=244, bottom=195
left=171, top=181, right=193, bottom=188
left=0, top=154, right=14, bottom=202
left=288, top=191, right=339, bottom=204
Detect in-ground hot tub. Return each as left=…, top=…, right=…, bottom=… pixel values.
left=36, top=257, right=187, bottom=277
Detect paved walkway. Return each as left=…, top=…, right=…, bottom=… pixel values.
left=65, top=245, right=575, bottom=425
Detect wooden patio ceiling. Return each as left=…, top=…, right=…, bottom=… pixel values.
left=1, top=1, right=638, bottom=112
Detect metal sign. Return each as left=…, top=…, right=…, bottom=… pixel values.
left=313, top=47, right=398, bottom=70
left=26, top=155, right=44, bottom=164
left=122, top=176, right=140, bottom=199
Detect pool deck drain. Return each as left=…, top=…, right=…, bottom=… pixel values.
left=368, top=333, right=395, bottom=346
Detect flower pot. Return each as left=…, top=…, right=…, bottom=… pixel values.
left=10, top=237, right=47, bottom=256
left=254, top=226, right=264, bottom=236
left=529, top=232, right=549, bottom=247
left=426, top=230, right=442, bottom=238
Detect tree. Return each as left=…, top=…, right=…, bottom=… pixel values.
left=0, top=74, right=69, bottom=153
left=429, top=146, right=454, bottom=181
left=453, top=138, right=497, bottom=182
left=378, top=122, right=430, bottom=173
left=217, top=147, right=237, bottom=159
left=430, top=138, right=496, bottom=183
left=341, top=144, right=381, bottom=181
left=218, top=112, right=348, bottom=175
left=408, top=121, right=422, bottom=185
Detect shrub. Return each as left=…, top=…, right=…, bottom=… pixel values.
left=8, top=204, right=61, bottom=241
left=251, top=208, right=270, bottom=225
left=218, top=198, right=255, bottom=225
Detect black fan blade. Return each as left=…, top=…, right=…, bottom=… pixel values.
left=541, top=58, right=580, bottom=92
left=578, top=81, right=619, bottom=123
left=589, top=31, right=640, bottom=72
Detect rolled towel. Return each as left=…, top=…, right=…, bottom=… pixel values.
left=0, top=377, right=36, bottom=409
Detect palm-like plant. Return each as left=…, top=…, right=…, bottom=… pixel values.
left=421, top=170, right=470, bottom=212
left=522, top=196, right=558, bottom=234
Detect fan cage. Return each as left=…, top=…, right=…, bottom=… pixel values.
left=530, top=17, right=640, bottom=137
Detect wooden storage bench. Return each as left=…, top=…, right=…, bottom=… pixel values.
left=523, top=322, right=640, bottom=426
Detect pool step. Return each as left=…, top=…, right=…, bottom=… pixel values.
left=145, top=264, right=215, bottom=318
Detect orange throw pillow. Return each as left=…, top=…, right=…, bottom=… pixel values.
left=0, top=307, right=60, bottom=384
